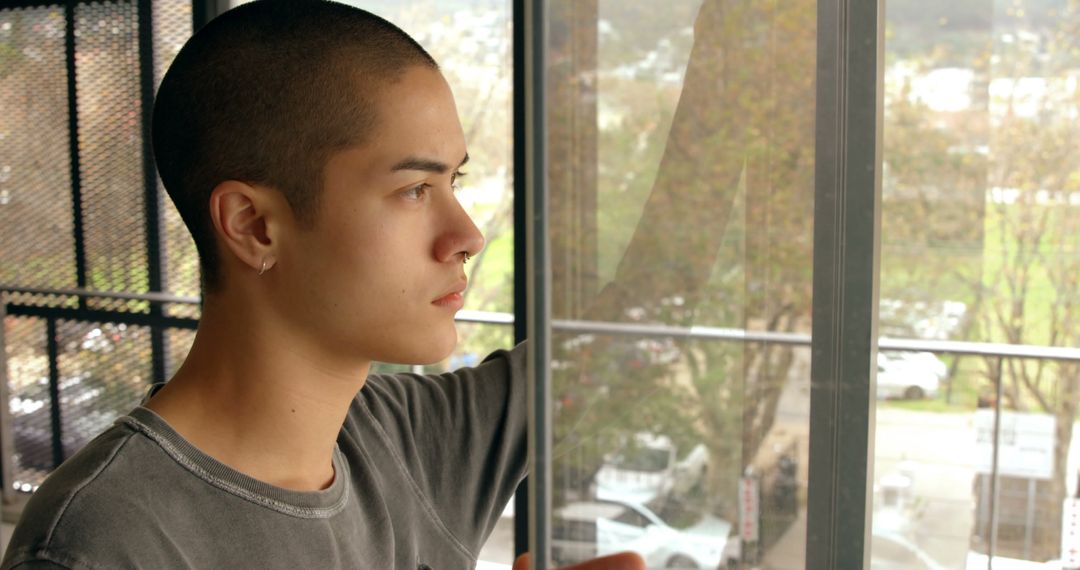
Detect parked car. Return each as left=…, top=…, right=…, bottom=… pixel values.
left=869, top=529, right=950, bottom=570
left=595, top=433, right=708, bottom=504
left=876, top=351, right=945, bottom=400
left=553, top=497, right=735, bottom=569
left=883, top=350, right=948, bottom=381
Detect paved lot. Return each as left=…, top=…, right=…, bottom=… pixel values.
left=873, top=408, right=980, bottom=568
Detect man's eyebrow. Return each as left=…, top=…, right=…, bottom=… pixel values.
left=390, top=153, right=469, bottom=174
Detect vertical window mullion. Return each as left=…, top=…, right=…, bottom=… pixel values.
left=524, top=0, right=551, bottom=567
left=805, top=0, right=884, bottom=568
left=64, top=1, right=87, bottom=306
left=192, top=0, right=228, bottom=33
left=0, top=303, right=16, bottom=504
left=45, top=317, right=63, bottom=468
left=137, top=0, right=167, bottom=384
left=511, top=0, right=530, bottom=560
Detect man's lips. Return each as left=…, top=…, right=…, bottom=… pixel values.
left=433, top=280, right=467, bottom=308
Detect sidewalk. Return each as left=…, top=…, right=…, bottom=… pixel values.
left=760, top=510, right=807, bottom=569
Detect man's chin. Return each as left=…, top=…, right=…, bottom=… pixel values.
left=377, top=330, right=458, bottom=367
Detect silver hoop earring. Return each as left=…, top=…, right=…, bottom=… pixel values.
left=258, top=259, right=268, bottom=276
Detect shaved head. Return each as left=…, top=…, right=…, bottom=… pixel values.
left=152, top=0, right=438, bottom=291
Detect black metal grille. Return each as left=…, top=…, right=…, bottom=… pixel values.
left=77, top=2, right=146, bottom=308
left=0, top=0, right=194, bottom=494
left=56, top=319, right=151, bottom=457
left=0, top=6, right=76, bottom=292
left=5, top=316, right=51, bottom=491
left=165, top=327, right=194, bottom=378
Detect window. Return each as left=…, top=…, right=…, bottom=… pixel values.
left=874, top=0, right=1080, bottom=566
left=3, top=1, right=1077, bottom=567
left=542, top=1, right=815, bottom=567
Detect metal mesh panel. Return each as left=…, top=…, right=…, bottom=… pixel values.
left=161, top=215, right=201, bottom=317
left=153, top=1, right=201, bottom=316
left=2, top=2, right=198, bottom=496
left=152, top=0, right=188, bottom=87
left=75, top=2, right=147, bottom=306
left=4, top=316, right=52, bottom=492
left=56, top=319, right=150, bottom=461
left=166, top=327, right=195, bottom=378
left=0, top=6, right=76, bottom=291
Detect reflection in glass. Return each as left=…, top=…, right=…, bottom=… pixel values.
left=548, top=0, right=815, bottom=567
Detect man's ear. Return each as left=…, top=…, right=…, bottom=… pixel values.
left=208, top=180, right=284, bottom=275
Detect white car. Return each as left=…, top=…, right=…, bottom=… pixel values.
left=552, top=498, right=735, bottom=569
left=876, top=351, right=946, bottom=400
left=595, top=433, right=708, bottom=504
left=869, top=530, right=951, bottom=570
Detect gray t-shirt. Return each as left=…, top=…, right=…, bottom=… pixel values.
left=1, top=346, right=526, bottom=569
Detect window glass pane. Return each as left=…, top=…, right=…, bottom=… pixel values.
left=876, top=0, right=1080, bottom=567
left=548, top=1, right=815, bottom=567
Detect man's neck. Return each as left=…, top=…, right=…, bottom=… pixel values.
left=144, top=293, right=370, bottom=492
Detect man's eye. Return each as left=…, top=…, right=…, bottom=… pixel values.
left=451, top=170, right=467, bottom=191
left=403, top=183, right=429, bottom=201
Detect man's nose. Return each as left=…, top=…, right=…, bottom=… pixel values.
left=435, top=198, right=485, bottom=263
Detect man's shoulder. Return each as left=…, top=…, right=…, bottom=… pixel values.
left=1, top=420, right=183, bottom=569
left=0, top=414, right=214, bottom=570
left=346, top=344, right=525, bottom=430
left=357, top=344, right=524, bottom=395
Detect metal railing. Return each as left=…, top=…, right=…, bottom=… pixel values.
left=5, top=285, right=1080, bottom=364
left=6, top=286, right=1078, bottom=360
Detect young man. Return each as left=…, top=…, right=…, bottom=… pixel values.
left=1, top=1, right=643, bottom=568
